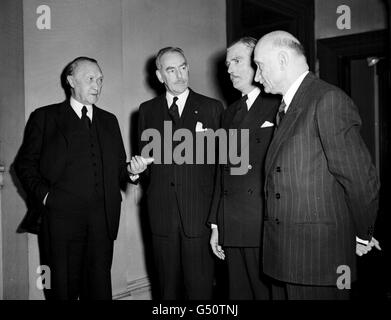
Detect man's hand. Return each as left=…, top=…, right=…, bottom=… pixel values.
left=356, top=236, right=381, bottom=256
left=128, top=156, right=154, bottom=175
left=210, top=228, right=225, bottom=260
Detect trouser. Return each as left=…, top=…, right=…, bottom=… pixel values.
left=225, top=247, right=270, bottom=300
left=40, top=193, right=113, bottom=300
left=152, top=206, right=214, bottom=300
left=270, top=279, right=351, bottom=300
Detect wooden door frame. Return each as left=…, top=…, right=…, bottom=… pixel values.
left=317, top=30, right=388, bottom=91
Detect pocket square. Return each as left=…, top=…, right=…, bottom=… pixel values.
left=261, top=121, right=274, bottom=128
left=195, top=121, right=208, bottom=132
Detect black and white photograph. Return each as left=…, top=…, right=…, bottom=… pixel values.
left=0, top=0, right=390, bottom=314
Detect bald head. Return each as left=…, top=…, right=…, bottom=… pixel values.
left=253, top=30, right=309, bottom=95
left=258, top=31, right=305, bottom=55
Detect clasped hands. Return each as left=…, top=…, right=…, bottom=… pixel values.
left=356, top=236, right=381, bottom=256
left=127, top=156, right=154, bottom=176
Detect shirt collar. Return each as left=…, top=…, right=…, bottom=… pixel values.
left=282, top=70, right=309, bottom=112
left=243, top=87, right=261, bottom=110
left=70, top=96, right=93, bottom=120
left=166, top=88, right=190, bottom=116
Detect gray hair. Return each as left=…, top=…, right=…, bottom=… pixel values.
left=155, top=47, right=187, bottom=70
left=64, top=56, right=99, bottom=78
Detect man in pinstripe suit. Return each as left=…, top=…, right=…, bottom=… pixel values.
left=253, top=31, right=380, bottom=299
left=138, top=47, right=223, bottom=299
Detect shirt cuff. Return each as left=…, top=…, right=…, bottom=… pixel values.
left=356, top=236, right=369, bottom=245
left=211, top=224, right=218, bottom=229
left=43, top=192, right=49, bottom=206
left=129, top=174, right=139, bottom=182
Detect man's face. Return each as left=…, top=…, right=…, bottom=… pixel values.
left=156, top=51, right=189, bottom=96
left=67, top=61, right=103, bottom=105
left=226, top=42, right=255, bottom=94
left=253, top=43, right=282, bottom=95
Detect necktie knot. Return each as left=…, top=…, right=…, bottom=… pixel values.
left=81, top=106, right=91, bottom=129
left=169, top=97, right=180, bottom=125
left=238, top=94, right=248, bottom=111
left=276, top=99, right=286, bottom=127
left=278, top=99, right=286, bottom=113
left=82, top=106, right=88, bottom=116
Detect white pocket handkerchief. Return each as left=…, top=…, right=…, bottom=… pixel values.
left=261, top=121, right=274, bottom=128
left=195, top=121, right=208, bottom=132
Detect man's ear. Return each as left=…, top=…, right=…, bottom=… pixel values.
left=278, top=50, right=289, bottom=70
left=155, top=70, right=164, bottom=83
left=67, top=75, right=75, bottom=89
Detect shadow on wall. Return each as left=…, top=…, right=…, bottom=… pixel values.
left=210, top=49, right=239, bottom=107
left=128, top=107, right=160, bottom=300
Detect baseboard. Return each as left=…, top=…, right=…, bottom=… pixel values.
left=113, top=276, right=151, bottom=300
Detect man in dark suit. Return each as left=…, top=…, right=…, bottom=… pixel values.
left=138, top=47, right=223, bottom=299
left=15, top=57, right=151, bottom=300
left=253, top=31, right=380, bottom=299
left=208, top=37, right=279, bottom=299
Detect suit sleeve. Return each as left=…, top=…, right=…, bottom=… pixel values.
left=208, top=101, right=225, bottom=225
left=112, top=115, right=132, bottom=187
left=316, top=89, right=379, bottom=240
left=137, top=103, right=151, bottom=181
left=15, top=110, right=50, bottom=203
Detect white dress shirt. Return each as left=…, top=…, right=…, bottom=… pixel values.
left=282, top=70, right=309, bottom=112
left=244, top=87, right=261, bottom=111
left=70, top=96, right=93, bottom=120
left=166, top=88, right=190, bottom=117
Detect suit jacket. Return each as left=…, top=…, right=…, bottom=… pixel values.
left=208, top=93, right=279, bottom=247
left=138, top=89, right=224, bottom=237
left=263, top=72, right=379, bottom=285
left=15, top=100, right=129, bottom=240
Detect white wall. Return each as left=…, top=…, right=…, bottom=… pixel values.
left=22, top=0, right=226, bottom=299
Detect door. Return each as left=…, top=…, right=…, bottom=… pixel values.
left=318, top=30, right=391, bottom=299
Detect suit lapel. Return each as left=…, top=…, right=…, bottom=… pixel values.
left=52, top=100, right=76, bottom=144
left=179, top=89, right=199, bottom=131
left=93, top=106, right=115, bottom=169
left=265, top=72, right=316, bottom=176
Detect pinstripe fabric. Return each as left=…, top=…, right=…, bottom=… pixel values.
left=263, top=73, right=379, bottom=285
left=138, top=89, right=224, bottom=237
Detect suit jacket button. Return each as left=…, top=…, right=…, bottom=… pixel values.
left=256, top=138, right=261, bottom=143
left=248, top=189, right=253, bottom=194
left=248, top=164, right=252, bottom=170
left=170, top=182, right=175, bottom=186
left=276, top=166, right=281, bottom=172
left=275, top=193, right=280, bottom=199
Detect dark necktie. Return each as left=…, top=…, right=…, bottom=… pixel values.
left=81, top=106, right=91, bottom=130
left=232, top=94, right=248, bottom=128
left=276, top=99, right=286, bottom=128
left=168, top=96, right=180, bottom=125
